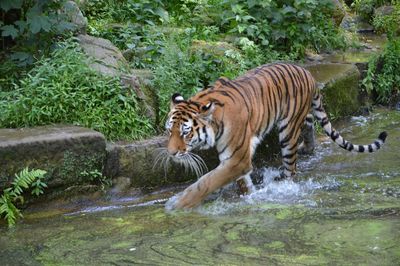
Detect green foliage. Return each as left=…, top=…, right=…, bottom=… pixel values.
left=372, top=3, right=400, bottom=39
left=84, top=0, right=169, bottom=24
left=0, top=168, right=47, bottom=227
left=352, top=0, right=395, bottom=21
left=363, top=38, right=400, bottom=104
left=80, top=169, right=112, bottom=191
left=0, top=40, right=154, bottom=140
left=84, top=0, right=169, bottom=68
left=166, top=0, right=347, bottom=59
left=0, top=0, right=75, bottom=65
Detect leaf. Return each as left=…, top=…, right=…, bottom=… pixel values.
left=282, top=5, right=297, bottom=14
left=154, top=7, right=169, bottom=23
left=0, top=0, right=23, bottom=12
left=1, top=25, right=19, bottom=39
left=14, top=20, right=27, bottom=33
left=28, top=15, right=52, bottom=34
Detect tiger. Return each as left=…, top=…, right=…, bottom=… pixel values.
left=163, top=63, right=387, bottom=209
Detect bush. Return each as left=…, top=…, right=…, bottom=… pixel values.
left=353, top=0, right=393, bottom=22
left=166, top=0, right=348, bottom=59
left=363, top=37, right=400, bottom=104
left=0, top=0, right=75, bottom=66
left=0, top=40, right=154, bottom=140
left=372, top=3, right=400, bottom=39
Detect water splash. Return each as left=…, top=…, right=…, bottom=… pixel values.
left=186, top=167, right=341, bottom=215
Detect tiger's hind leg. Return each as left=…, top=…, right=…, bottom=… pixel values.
left=298, top=113, right=316, bottom=155
left=276, top=119, right=304, bottom=180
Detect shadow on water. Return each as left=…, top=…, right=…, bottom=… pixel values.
left=1, top=108, right=400, bottom=265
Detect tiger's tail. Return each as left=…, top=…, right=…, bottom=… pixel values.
left=312, top=91, right=387, bottom=153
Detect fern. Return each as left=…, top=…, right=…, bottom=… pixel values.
left=0, top=168, right=47, bottom=227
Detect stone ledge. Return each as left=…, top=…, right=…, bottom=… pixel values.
left=0, top=125, right=106, bottom=197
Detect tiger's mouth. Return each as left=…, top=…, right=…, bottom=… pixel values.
left=153, top=148, right=208, bottom=178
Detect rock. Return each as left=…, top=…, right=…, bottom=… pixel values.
left=340, top=13, right=357, bottom=31
left=331, top=0, right=346, bottom=26
left=77, top=34, right=129, bottom=76
left=0, top=125, right=106, bottom=198
left=191, top=40, right=238, bottom=56
left=77, top=34, right=157, bottom=121
left=357, top=21, right=374, bottom=33
left=305, top=63, right=362, bottom=117
left=305, top=51, right=325, bottom=62
left=374, top=5, right=395, bottom=17
left=104, top=137, right=217, bottom=188
left=62, top=1, right=88, bottom=33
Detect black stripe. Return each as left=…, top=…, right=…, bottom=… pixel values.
left=368, top=144, right=374, bottom=153
left=358, top=146, right=365, bottom=152
left=374, top=140, right=381, bottom=149
left=279, top=124, right=288, bottom=133
left=283, top=153, right=296, bottom=159
left=215, top=121, right=224, bottom=141
left=321, top=117, right=329, bottom=127
left=330, top=131, right=339, bottom=141
left=348, top=143, right=354, bottom=151
left=284, top=160, right=296, bottom=166
left=215, top=90, right=236, bottom=103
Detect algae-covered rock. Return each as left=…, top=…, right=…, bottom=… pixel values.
left=104, top=131, right=287, bottom=189
left=306, top=63, right=362, bottom=118
left=191, top=40, right=239, bottom=56
left=0, top=125, right=106, bottom=197
left=331, top=0, right=346, bottom=26
left=104, top=136, right=219, bottom=188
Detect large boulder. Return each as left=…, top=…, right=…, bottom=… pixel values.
left=77, top=34, right=157, bottom=121
left=0, top=125, right=106, bottom=198
left=62, top=1, right=88, bottom=33
left=305, top=63, right=362, bottom=117
left=331, top=0, right=346, bottom=26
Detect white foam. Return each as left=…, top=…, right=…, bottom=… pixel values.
left=193, top=167, right=340, bottom=215
left=351, top=116, right=368, bottom=126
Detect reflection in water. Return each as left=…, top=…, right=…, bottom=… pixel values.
left=0, top=109, right=399, bottom=265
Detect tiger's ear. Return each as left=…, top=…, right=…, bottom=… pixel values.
left=170, top=93, right=185, bottom=109
left=199, top=101, right=215, bottom=120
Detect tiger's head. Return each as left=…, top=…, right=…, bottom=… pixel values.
left=152, top=93, right=216, bottom=177
left=166, top=93, right=216, bottom=158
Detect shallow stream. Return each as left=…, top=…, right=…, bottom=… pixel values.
left=1, top=108, right=399, bottom=265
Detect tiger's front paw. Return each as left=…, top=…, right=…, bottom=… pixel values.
left=173, top=185, right=206, bottom=209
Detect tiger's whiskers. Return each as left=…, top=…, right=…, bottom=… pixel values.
left=153, top=148, right=208, bottom=178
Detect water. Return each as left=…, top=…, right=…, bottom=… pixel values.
left=1, top=108, right=399, bottom=265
